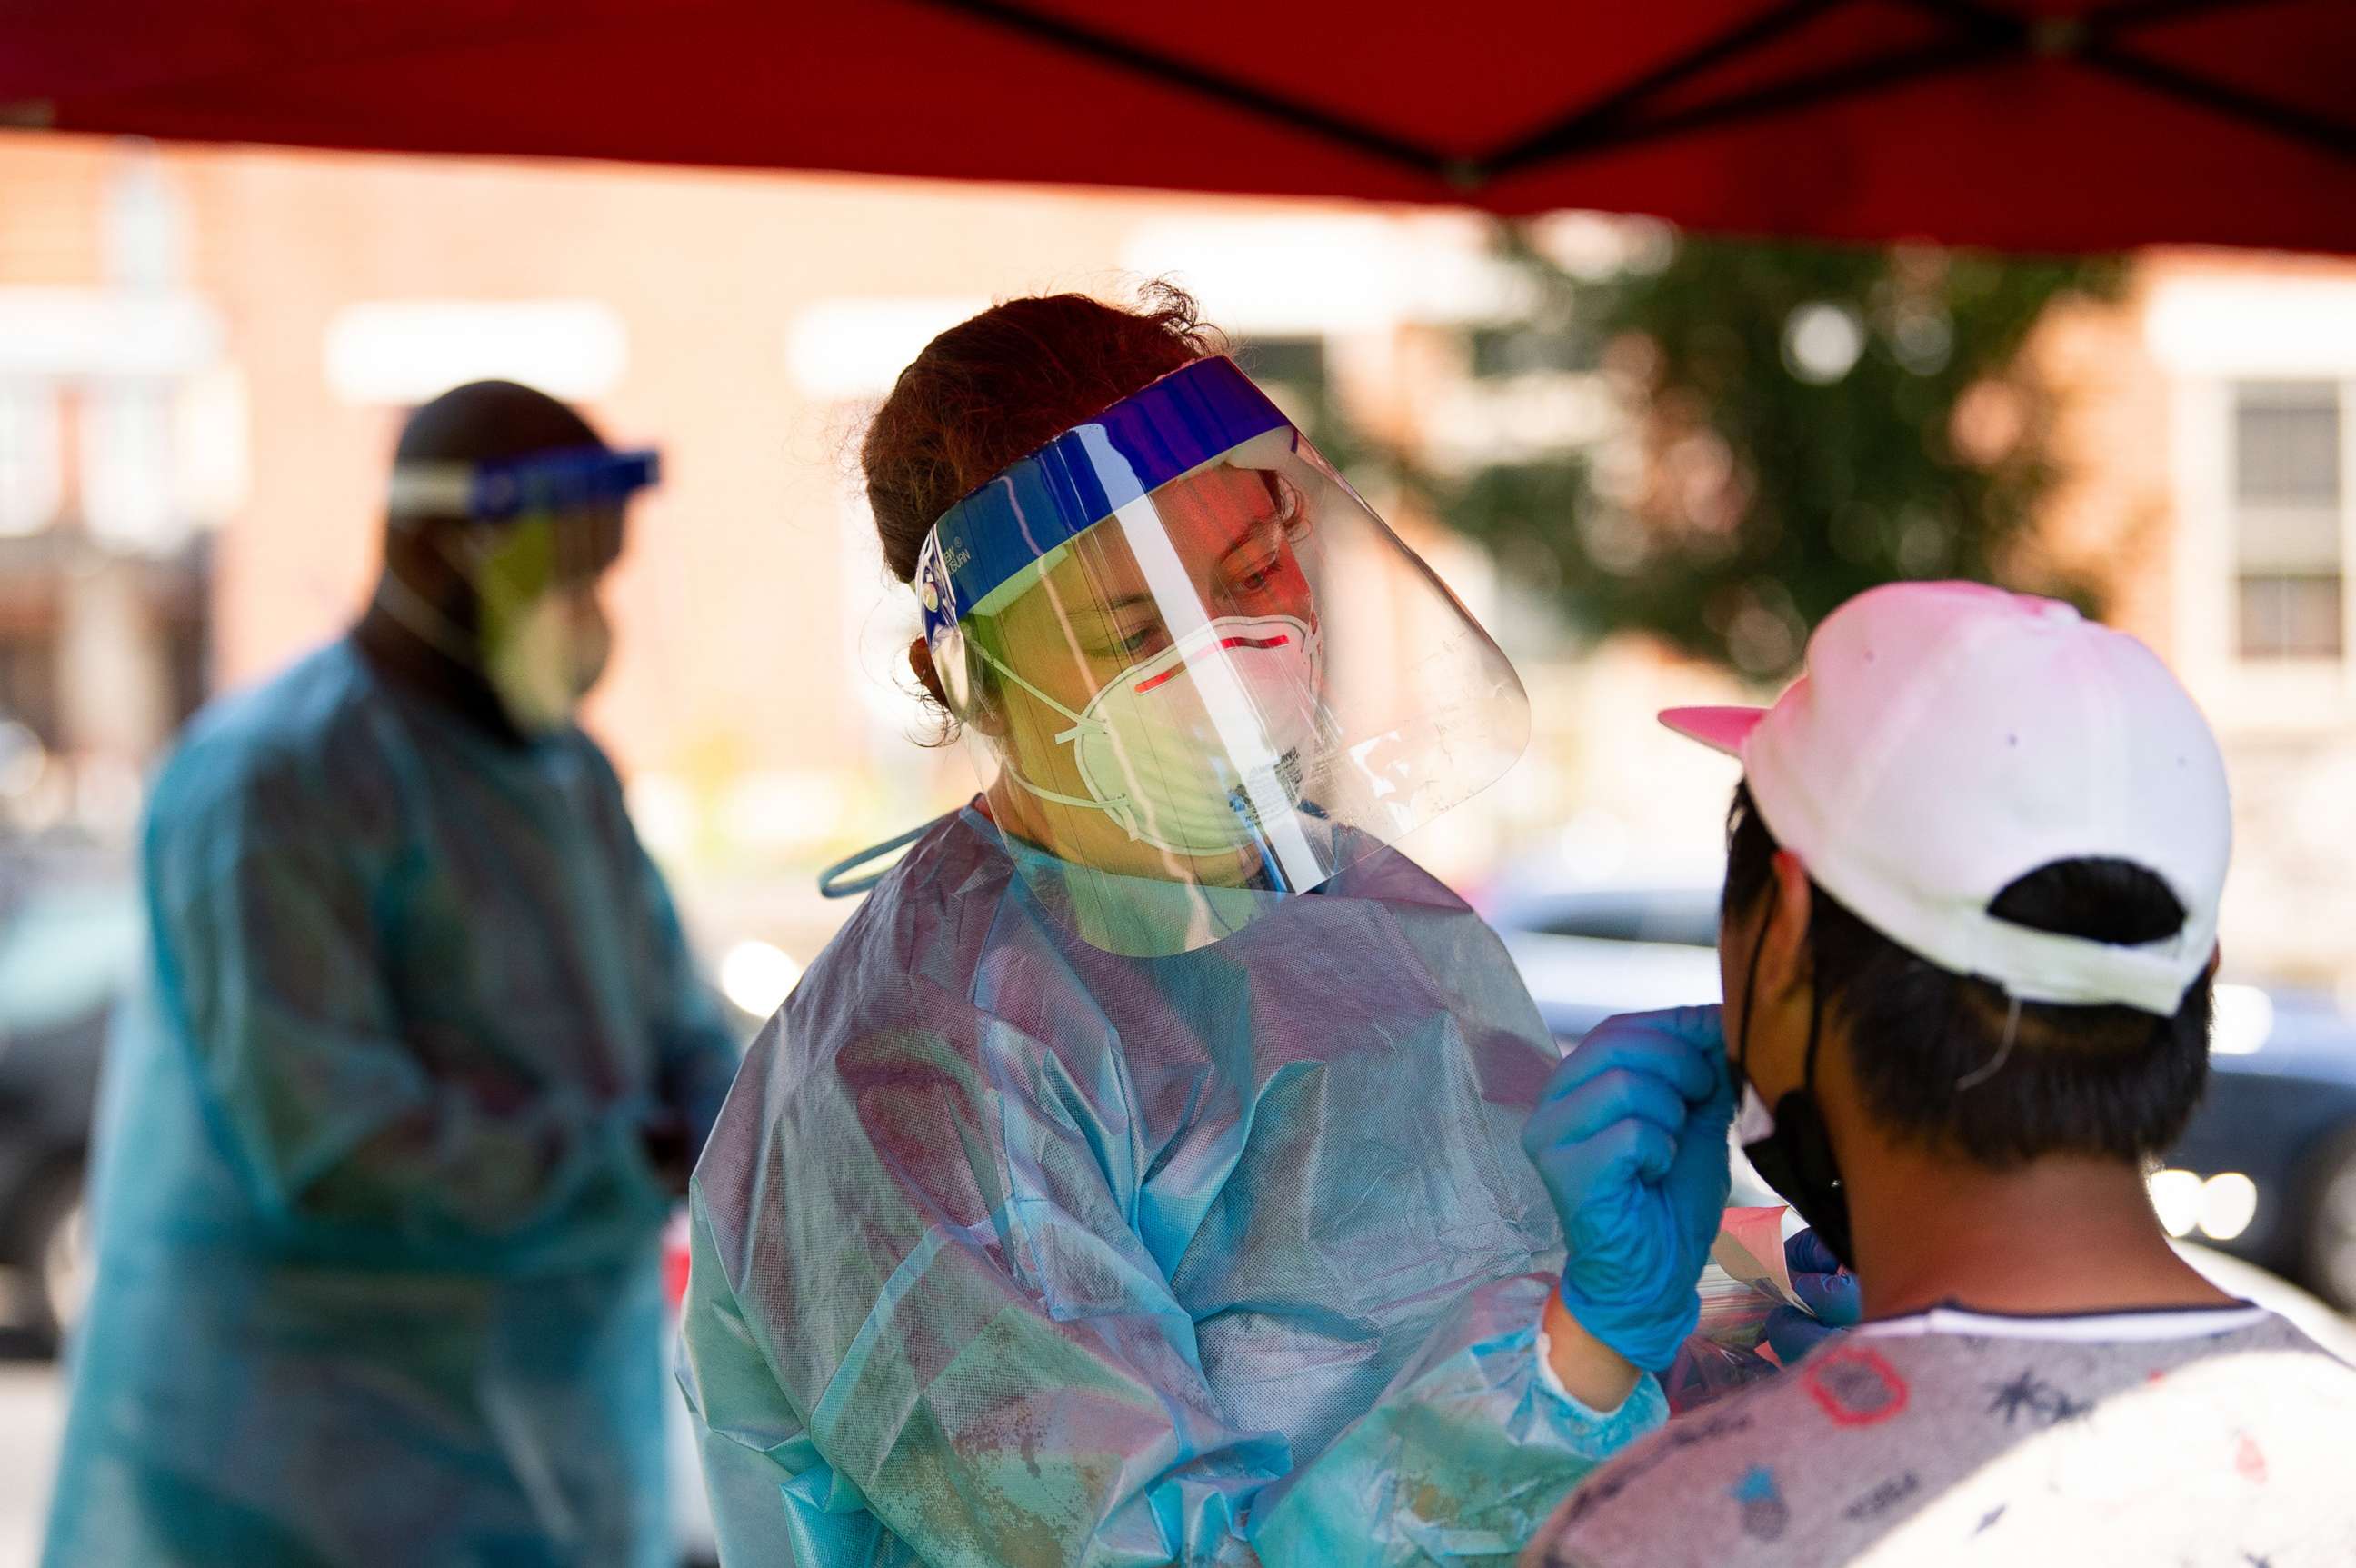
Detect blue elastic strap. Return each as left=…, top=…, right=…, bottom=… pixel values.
left=817, top=818, right=942, bottom=899
left=913, top=358, right=1289, bottom=644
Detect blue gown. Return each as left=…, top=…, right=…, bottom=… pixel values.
left=42, top=637, right=742, bottom=1568
left=680, top=807, right=1665, bottom=1566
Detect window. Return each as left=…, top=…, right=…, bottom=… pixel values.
left=1469, top=324, right=1597, bottom=380
left=0, top=630, right=61, bottom=745
left=1234, top=336, right=1333, bottom=443
left=786, top=297, right=989, bottom=400
left=323, top=299, right=627, bottom=405
left=1236, top=336, right=1327, bottom=400
left=0, top=385, right=61, bottom=538
left=82, top=383, right=178, bottom=552
left=2231, top=382, right=2343, bottom=660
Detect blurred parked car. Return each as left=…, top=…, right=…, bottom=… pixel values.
left=664, top=1212, right=720, bottom=1567
left=1480, top=871, right=2356, bottom=1311
left=0, top=844, right=136, bottom=1352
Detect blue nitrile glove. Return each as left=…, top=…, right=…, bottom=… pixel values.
left=1522, top=1006, right=1739, bottom=1372
left=1764, top=1227, right=1862, bottom=1363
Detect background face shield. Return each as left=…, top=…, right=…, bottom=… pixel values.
left=917, top=356, right=1527, bottom=955
left=381, top=445, right=650, bottom=729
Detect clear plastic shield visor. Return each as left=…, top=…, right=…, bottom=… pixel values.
left=915, top=356, right=1526, bottom=955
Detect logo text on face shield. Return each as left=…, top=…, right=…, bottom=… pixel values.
left=1133, top=632, right=1294, bottom=694
left=1229, top=747, right=1312, bottom=830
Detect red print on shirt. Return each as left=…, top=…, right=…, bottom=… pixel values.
left=1806, top=1345, right=1911, bottom=1427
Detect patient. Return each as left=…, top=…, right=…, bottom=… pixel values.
left=1526, top=582, right=2356, bottom=1567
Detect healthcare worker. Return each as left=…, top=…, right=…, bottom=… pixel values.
left=43, top=382, right=743, bottom=1568
left=679, top=290, right=1734, bottom=1565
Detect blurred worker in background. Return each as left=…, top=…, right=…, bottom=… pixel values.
left=43, top=381, right=743, bottom=1568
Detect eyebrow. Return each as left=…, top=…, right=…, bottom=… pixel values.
left=1215, top=507, right=1283, bottom=572
left=1066, top=480, right=1285, bottom=629
left=1090, top=521, right=1273, bottom=626
left=1063, top=598, right=1156, bottom=644
left=1063, top=595, right=1157, bottom=639
left=1224, top=517, right=1282, bottom=574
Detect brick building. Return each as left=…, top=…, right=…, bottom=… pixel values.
left=0, top=132, right=2349, bottom=992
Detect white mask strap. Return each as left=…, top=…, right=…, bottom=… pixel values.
left=998, top=761, right=1111, bottom=812
left=963, top=639, right=1097, bottom=736
left=961, top=640, right=1141, bottom=832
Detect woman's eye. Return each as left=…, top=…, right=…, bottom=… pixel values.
left=1235, top=553, right=1283, bottom=594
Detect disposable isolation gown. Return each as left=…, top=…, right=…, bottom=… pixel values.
left=680, top=806, right=1666, bottom=1567
left=43, top=637, right=742, bottom=1568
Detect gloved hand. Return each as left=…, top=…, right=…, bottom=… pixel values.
left=1763, top=1227, right=1862, bottom=1363
left=1523, top=1006, right=1738, bottom=1372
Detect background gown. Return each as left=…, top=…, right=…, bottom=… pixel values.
left=680, top=807, right=1666, bottom=1567
left=41, top=637, right=743, bottom=1568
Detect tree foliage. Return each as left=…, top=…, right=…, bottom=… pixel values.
left=1441, top=227, right=2122, bottom=677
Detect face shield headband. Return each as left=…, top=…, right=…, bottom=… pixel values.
left=913, top=359, right=1289, bottom=650
left=387, top=446, right=660, bottom=527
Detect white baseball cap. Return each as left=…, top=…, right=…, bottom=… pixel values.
left=1662, top=581, right=2231, bottom=1014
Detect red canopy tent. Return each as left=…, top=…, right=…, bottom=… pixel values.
left=3, top=0, right=2349, bottom=254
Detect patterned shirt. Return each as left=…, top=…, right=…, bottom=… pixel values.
left=1523, top=1303, right=2356, bottom=1568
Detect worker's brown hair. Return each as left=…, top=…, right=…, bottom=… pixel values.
left=860, top=284, right=1223, bottom=584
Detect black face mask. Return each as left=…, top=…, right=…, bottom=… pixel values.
left=1733, top=913, right=1857, bottom=1269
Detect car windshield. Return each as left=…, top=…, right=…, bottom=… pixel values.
left=1521, top=887, right=1722, bottom=949
left=0, top=881, right=141, bottom=1037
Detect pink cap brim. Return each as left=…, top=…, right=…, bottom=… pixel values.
left=1659, top=705, right=1767, bottom=757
